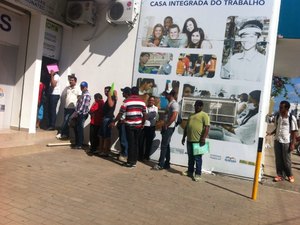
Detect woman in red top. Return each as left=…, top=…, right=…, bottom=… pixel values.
left=88, top=93, right=104, bottom=154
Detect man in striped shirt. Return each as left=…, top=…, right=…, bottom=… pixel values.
left=111, top=87, right=146, bottom=168
left=72, top=81, right=91, bottom=149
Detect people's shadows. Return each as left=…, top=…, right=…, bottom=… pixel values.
left=86, top=150, right=125, bottom=167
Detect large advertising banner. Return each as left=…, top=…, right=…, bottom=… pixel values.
left=133, top=0, right=280, bottom=178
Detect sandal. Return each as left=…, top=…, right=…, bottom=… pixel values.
left=288, top=176, right=295, bottom=183
left=273, top=176, right=284, bottom=182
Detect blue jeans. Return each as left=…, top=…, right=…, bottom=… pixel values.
left=48, top=94, right=60, bottom=128
left=118, top=123, right=128, bottom=157
left=74, top=114, right=88, bottom=147
left=61, top=108, right=75, bottom=137
left=187, top=141, right=203, bottom=175
left=158, top=127, right=175, bottom=168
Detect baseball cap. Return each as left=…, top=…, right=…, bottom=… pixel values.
left=121, top=87, right=131, bottom=95
left=238, top=20, right=263, bottom=36
left=80, top=81, right=88, bottom=88
left=163, top=88, right=176, bottom=96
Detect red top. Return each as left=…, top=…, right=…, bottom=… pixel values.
left=38, top=82, right=45, bottom=105
left=90, top=100, right=104, bottom=125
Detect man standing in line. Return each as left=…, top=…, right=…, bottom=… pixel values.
left=117, top=87, right=131, bottom=161
left=181, top=100, right=210, bottom=182
left=56, top=75, right=81, bottom=139
left=153, top=89, right=179, bottom=170
left=47, top=70, right=61, bottom=130
left=140, top=96, right=158, bottom=161
left=110, top=87, right=146, bottom=168
left=72, top=81, right=91, bottom=149
left=267, top=101, right=298, bottom=183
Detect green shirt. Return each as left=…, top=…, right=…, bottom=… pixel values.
left=186, top=111, right=210, bottom=142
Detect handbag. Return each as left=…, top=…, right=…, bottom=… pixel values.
left=192, top=141, right=209, bottom=155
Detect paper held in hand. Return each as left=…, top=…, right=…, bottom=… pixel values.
left=46, top=64, right=59, bottom=74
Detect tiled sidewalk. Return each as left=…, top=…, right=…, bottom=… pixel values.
left=0, top=130, right=300, bottom=225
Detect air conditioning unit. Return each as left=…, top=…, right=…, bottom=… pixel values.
left=66, top=1, right=96, bottom=25
left=106, top=0, right=139, bottom=25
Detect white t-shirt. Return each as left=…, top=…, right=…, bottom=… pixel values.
left=65, top=85, right=81, bottom=109
left=275, top=114, right=298, bottom=144
left=51, top=74, right=61, bottom=95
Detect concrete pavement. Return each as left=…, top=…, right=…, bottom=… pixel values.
left=0, top=129, right=300, bottom=225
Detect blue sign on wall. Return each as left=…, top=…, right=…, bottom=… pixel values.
left=278, top=0, right=300, bottom=38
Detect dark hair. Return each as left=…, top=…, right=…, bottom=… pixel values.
left=104, top=86, right=111, bottom=91
left=140, top=52, right=150, bottom=57
left=240, top=90, right=261, bottom=126
left=131, top=86, right=139, bottom=95
left=164, top=16, right=173, bottom=23
left=182, top=17, right=198, bottom=34
left=280, top=100, right=290, bottom=110
left=194, top=100, right=203, bottom=107
left=140, top=78, right=155, bottom=86
left=239, top=20, right=263, bottom=37
left=239, top=93, right=248, bottom=102
left=169, top=24, right=180, bottom=33
left=94, top=93, right=102, bottom=100
left=186, top=28, right=205, bottom=48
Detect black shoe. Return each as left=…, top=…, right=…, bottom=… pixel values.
left=163, top=164, right=171, bottom=169
left=122, top=162, right=136, bottom=168
left=47, top=127, right=55, bottom=131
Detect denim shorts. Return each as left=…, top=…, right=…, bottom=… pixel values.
left=98, top=117, right=113, bottom=138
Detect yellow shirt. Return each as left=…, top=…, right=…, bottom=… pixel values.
left=186, top=111, right=210, bottom=142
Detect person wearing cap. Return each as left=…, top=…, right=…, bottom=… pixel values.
left=222, top=90, right=261, bottom=145
left=153, top=89, right=179, bottom=170
left=116, top=87, right=131, bottom=161
left=47, top=70, right=61, bottom=130
left=56, top=75, right=81, bottom=139
left=71, top=81, right=91, bottom=149
left=98, top=86, right=117, bottom=156
left=110, top=86, right=146, bottom=168
left=221, top=20, right=265, bottom=82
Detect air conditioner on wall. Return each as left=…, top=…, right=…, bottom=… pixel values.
left=66, top=1, right=96, bottom=25
left=106, top=0, right=139, bottom=25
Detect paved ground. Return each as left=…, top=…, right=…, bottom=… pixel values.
left=0, top=129, right=300, bottom=225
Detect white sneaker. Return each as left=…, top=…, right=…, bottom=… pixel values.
left=56, top=133, right=61, bottom=139
left=194, top=175, right=202, bottom=182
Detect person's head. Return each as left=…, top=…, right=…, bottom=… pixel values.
left=147, top=95, right=155, bottom=107
left=152, top=23, right=164, bottom=39
left=169, top=24, right=180, bottom=40
left=68, top=75, right=77, bottom=87
left=140, top=53, right=150, bottom=65
left=182, top=84, right=194, bottom=97
left=104, top=86, right=111, bottom=96
left=80, top=81, right=88, bottom=91
left=164, top=16, right=173, bottom=30
left=163, top=89, right=176, bottom=101
left=248, top=90, right=261, bottom=108
left=94, top=93, right=103, bottom=102
left=238, top=20, right=263, bottom=51
left=194, top=100, right=204, bottom=113
left=190, top=28, right=205, bottom=46
left=140, top=79, right=154, bottom=92
left=183, top=18, right=197, bottom=33
left=239, top=93, right=248, bottom=102
left=121, top=87, right=131, bottom=98
left=279, top=100, right=290, bottom=115
left=131, top=86, right=139, bottom=95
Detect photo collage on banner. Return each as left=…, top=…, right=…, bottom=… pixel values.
left=133, top=0, right=280, bottom=178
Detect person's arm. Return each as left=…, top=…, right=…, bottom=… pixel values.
left=164, top=111, right=178, bottom=129
left=50, top=71, right=58, bottom=88
left=107, top=90, right=117, bottom=107
left=182, top=124, right=187, bottom=145
left=290, top=130, right=297, bottom=152
left=200, top=125, right=210, bottom=146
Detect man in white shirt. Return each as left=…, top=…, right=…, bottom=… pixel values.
left=47, top=70, right=61, bottom=130
left=267, top=101, right=298, bottom=183
left=56, top=75, right=81, bottom=139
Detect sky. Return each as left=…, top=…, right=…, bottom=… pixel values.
left=273, top=77, right=300, bottom=113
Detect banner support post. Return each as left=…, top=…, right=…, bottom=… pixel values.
left=252, top=137, right=264, bottom=200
